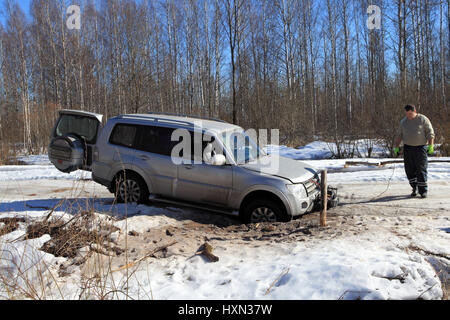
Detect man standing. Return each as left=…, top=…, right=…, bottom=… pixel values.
left=394, top=105, right=435, bottom=198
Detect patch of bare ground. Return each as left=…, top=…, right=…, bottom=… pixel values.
left=100, top=206, right=370, bottom=272
left=111, top=207, right=360, bottom=266
left=6, top=200, right=401, bottom=282
left=8, top=202, right=431, bottom=287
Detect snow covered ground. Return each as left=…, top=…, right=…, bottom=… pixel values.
left=0, top=146, right=449, bottom=300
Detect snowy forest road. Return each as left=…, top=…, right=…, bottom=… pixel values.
left=1, top=175, right=449, bottom=300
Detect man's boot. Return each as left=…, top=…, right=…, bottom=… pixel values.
left=418, top=184, right=427, bottom=198
left=411, top=187, right=417, bottom=197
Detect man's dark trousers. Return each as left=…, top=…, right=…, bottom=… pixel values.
left=403, top=144, right=428, bottom=194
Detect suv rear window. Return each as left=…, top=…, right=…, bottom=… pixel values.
left=55, top=114, right=99, bottom=144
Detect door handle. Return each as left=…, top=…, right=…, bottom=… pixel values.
left=184, top=165, right=193, bottom=169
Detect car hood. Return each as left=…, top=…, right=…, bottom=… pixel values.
left=241, top=155, right=318, bottom=184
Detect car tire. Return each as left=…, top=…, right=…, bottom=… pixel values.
left=114, top=172, right=149, bottom=204
left=241, top=199, right=290, bottom=224
left=48, top=134, right=85, bottom=173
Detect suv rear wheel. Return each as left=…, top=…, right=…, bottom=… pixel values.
left=241, top=199, right=290, bottom=224
left=114, top=172, right=149, bottom=204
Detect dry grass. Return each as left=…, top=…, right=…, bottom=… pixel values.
left=0, top=217, right=25, bottom=237
left=25, top=210, right=121, bottom=260
left=443, top=281, right=449, bottom=300
left=0, top=198, right=140, bottom=300
left=0, top=152, right=161, bottom=299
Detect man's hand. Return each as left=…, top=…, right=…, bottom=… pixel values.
left=427, top=144, right=434, bottom=155
left=393, top=147, right=400, bottom=157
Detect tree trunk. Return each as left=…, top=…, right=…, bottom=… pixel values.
left=440, top=0, right=447, bottom=110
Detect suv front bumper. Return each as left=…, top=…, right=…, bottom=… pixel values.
left=287, top=189, right=321, bottom=217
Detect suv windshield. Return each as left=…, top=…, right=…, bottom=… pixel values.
left=221, top=129, right=265, bottom=164
left=55, top=114, right=99, bottom=144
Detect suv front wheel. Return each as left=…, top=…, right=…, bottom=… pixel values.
left=114, top=172, right=149, bottom=204
left=241, top=199, right=290, bottom=224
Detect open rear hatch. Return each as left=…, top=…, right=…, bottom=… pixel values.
left=48, top=110, right=103, bottom=173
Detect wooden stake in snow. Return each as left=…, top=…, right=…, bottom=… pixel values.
left=320, top=170, right=327, bottom=227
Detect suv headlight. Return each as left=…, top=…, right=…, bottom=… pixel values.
left=286, top=184, right=307, bottom=199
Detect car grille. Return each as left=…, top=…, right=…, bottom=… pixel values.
left=304, top=176, right=320, bottom=196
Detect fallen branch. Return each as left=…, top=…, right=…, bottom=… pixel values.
left=344, top=161, right=380, bottom=168
left=112, top=240, right=177, bottom=272
left=196, top=242, right=219, bottom=262
left=381, top=159, right=450, bottom=166
left=265, top=268, right=290, bottom=296
left=344, top=159, right=450, bottom=168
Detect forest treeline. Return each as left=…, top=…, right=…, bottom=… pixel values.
left=0, top=0, right=448, bottom=159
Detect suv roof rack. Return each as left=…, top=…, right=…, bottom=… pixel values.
left=146, top=112, right=228, bottom=123
left=117, top=114, right=194, bottom=127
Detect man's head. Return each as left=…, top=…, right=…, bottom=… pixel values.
left=404, top=104, right=417, bottom=120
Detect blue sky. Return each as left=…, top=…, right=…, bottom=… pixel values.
left=0, top=0, right=32, bottom=25
left=16, top=0, right=32, bottom=15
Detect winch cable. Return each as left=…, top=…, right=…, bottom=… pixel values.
left=343, top=162, right=397, bottom=205
left=336, top=162, right=439, bottom=211
left=311, top=164, right=396, bottom=205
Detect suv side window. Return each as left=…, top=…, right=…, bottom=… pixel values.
left=135, top=125, right=176, bottom=156
left=109, top=124, right=138, bottom=148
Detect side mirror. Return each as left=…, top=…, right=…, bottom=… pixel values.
left=211, top=154, right=226, bottom=166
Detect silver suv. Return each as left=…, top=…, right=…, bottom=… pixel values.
left=49, top=110, right=331, bottom=223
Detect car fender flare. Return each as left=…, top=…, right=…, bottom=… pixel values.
left=237, top=185, right=293, bottom=216
left=108, top=164, right=154, bottom=194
